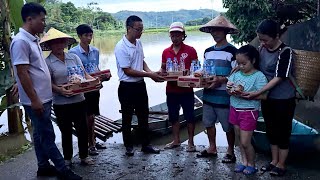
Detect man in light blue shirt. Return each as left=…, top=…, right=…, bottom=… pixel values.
left=69, top=24, right=109, bottom=155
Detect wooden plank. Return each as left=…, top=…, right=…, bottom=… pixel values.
left=96, top=119, right=118, bottom=132
left=95, top=119, right=115, bottom=132
left=119, top=110, right=168, bottom=115
left=95, top=120, right=112, bottom=132
left=95, top=116, right=121, bottom=130
left=96, top=115, right=122, bottom=129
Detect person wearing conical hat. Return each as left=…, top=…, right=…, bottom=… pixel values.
left=69, top=24, right=111, bottom=156
left=196, top=15, right=237, bottom=163
left=41, top=27, right=96, bottom=167
left=160, top=22, right=198, bottom=152
left=10, top=3, right=82, bottom=179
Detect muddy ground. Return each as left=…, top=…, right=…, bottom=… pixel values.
left=0, top=143, right=319, bottom=180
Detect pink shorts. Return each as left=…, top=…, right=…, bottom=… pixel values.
left=229, top=106, right=259, bottom=131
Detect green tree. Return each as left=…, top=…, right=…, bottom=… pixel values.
left=222, top=0, right=318, bottom=43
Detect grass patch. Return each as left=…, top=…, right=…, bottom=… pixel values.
left=0, top=143, right=31, bottom=163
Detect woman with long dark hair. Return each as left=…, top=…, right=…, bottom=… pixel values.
left=242, top=19, right=296, bottom=176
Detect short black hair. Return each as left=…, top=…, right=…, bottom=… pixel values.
left=126, top=15, right=142, bottom=28
left=256, top=19, right=280, bottom=39
left=236, top=44, right=260, bottom=70
left=21, top=2, right=47, bottom=22
left=76, top=24, right=93, bottom=35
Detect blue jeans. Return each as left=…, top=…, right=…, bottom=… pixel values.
left=24, top=101, right=67, bottom=172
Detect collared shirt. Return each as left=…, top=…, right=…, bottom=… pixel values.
left=162, top=43, right=198, bottom=93
left=10, top=28, right=52, bottom=105
left=45, top=52, right=85, bottom=105
left=114, top=35, right=144, bottom=82
left=69, top=44, right=100, bottom=70
left=202, top=43, right=238, bottom=106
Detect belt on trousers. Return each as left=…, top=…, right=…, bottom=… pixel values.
left=120, top=80, right=144, bottom=84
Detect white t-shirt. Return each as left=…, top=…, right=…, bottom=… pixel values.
left=114, top=35, right=144, bottom=82
left=10, top=28, right=52, bottom=105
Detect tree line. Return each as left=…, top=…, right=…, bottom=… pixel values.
left=44, top=1, right=122, bottom=34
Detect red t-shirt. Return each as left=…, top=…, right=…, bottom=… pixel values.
left=162, top=43, right=198, bottom=93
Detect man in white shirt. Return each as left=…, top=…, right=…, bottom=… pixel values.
left=114, top=15, right=164, bottom=156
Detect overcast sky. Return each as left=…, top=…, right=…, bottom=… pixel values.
left=61, top=0, right=227, bottom=13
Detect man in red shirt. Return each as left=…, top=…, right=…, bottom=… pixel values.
left=161, top=22, right=198, bottom=152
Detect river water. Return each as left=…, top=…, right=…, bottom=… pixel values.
left=0, top=31, right=237, bottom=149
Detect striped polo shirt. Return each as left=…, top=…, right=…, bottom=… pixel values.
left=203, top=43, right=237, bottom=107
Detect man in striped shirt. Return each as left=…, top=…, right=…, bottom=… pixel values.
left=196, top=15, right=238, bottom=164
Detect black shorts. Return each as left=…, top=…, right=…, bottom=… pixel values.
left=84, top=91, right=100, bottom=116
left=166, top=92, right=195, bottom=123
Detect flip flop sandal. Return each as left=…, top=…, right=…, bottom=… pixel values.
left=243, top=166, right=258, bottom=175
left=222, top=154, right=236, bottom=163
left=270, top=167, right=286, bottom=176
left=164, top=142, right=181, bottom=149
left=260, top=163, right=276, bottom=172
left=196, top=150, right=217, bottom=158
left=234, top=164, right=246, bottom=173
left=186, top=145, right=197, bottom=152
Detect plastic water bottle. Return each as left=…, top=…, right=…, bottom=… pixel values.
left=179, top=57, right=185, bottom=71
left=92, top=63, right=99, bottom=72
left=84, top=64, right=90, bottom=73
left=173, top=57, right=178, bottom=72
left=197, top=60, right=201, bottom=71
left=210, top=61, right=216, bottom=76
left=190, top=60, right=196, bottom=76
left=67, top=67, right=72, bottom=82
left=166, top=58, right=173, bottom=72
left=77, top=65, right=85, bottom=78
left=204, top=61, right=210, bottom=77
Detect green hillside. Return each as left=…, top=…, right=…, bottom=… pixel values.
left=113, top=9, right=219, bottom=28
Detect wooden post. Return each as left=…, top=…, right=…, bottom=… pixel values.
left=6, top=87, right=23, bottom=134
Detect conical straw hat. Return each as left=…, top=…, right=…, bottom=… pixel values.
left=199, top=15, right=239, bottom=34
left=40, top=28, right=76, bottom=51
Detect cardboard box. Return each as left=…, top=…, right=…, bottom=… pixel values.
left=62, top=78, right=101, bottom=95
left=177, top=75, right=215, bottom=88
left=158, top=71, right=188, bottom=81
left=89, top=69, right=111, bottom=79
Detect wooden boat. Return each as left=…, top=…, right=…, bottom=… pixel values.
left=252, top=117, right=320, bottom=154
left=115, top=89, right=204, bottom=135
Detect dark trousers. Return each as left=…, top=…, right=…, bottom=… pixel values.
left=24, top=101, right=67, bottom=172
left=118, top=80, right=150, bottom=148
left=261, top=98, right=296, bottom=149
left=53, top=101, right=88, bottom=160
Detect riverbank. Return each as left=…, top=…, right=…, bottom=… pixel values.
left=0, top=143, right=319, bottom=180
left=67, top=25, right=202, bottom=37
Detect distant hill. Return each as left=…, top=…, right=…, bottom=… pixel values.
left=112, top=9, right=219, bottom=28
